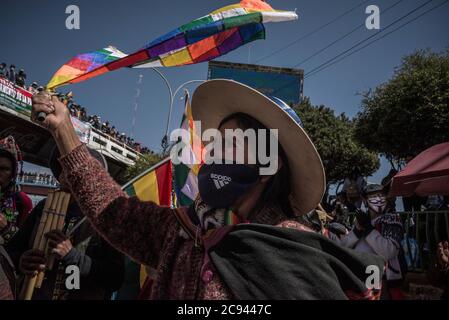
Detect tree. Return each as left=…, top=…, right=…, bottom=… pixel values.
left=125, top=152, right=164, bottom=181
left=294, top=97, right=380, bottom=190
left=355, top=49, right=449, bottom=167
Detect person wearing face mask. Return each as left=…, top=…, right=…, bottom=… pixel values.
left=30, top=80, right=385, bottom=300
left=335, top=183, right=405, bottom=299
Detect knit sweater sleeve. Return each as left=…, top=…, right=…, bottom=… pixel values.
left=59, top=144, right=177, bottom=267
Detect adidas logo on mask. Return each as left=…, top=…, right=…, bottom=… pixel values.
left=210, top=173, right=231, bottom=190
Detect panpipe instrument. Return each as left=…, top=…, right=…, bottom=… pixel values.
left=19, top=190, right=71, bottom=300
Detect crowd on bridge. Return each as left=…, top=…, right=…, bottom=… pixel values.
left=17, top=172, right=58, bottom=187
left=0, top=63, right=36, bottom=93
left=1, top=62, right=153, bottom=155
left=51, top=91, right=153, bottom=155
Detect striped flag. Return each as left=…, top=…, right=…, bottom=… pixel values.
left=173, top=92, right=203, bottom=207
left=47, top=46, right=127, bottom=90
left=46, top=0, right=298, bottom=89
left=114, top=159, right=172, bottom=300
left=123, top=158, right=172, bottom=205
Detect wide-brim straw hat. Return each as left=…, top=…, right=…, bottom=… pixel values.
left=191, top=79, right=326, bottom=215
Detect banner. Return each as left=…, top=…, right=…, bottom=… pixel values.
left=0, top=76, right=33, bottom=117
left=70, top=116, right=91, bottom=144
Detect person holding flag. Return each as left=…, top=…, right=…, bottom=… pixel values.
left=31, top=80, right=385, bottom=300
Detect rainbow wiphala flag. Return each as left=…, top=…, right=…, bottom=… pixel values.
left=46, top=0, right=297, bottom=89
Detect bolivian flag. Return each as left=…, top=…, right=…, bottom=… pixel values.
left=123, top=158, right=172, bottom=205
left=114, top=158, right=172, bottom=300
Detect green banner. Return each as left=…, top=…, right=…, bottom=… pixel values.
left=0, top=76, right=33, bottom=117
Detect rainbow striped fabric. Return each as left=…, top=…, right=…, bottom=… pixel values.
left=47, top=46, right=127, bottom=90
left=173, top=92, right=203, bottom=206
left=47, top=0, right=297, bottom=89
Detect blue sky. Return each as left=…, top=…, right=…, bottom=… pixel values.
left=2, top=0, right=448, bottom=192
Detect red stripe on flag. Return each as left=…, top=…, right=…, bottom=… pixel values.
left=155, top=161, right=172, bottom=206
left=107, top=50, right=150, bottom=71
left=66, top=57, right=93, bottom=72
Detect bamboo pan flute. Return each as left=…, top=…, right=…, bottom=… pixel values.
left=19, top=190, right=71, bottom=300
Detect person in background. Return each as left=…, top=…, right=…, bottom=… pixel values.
left=0, top=136, right=33, bottom=245
left=0, top=63, right=6, bottom=77
left=75, top=105, right=82, bottom=119
left=381, top=168, right=398, bottom=212
left=101, top=121, right=110, bottom=134
left=134, top=142, right=141, bottom=153
left=94, top=116, right=101, bottom=129
left=334, top=184, right=405, bottom=300
left=331, top=192, right=352, bottom=229
left=119, top=133, right=126, bottom=143
left=69, top=103, right=77, bottom=117
left=6, top=65, right=16, bottom=83
left=436, top=241, right=449, bottom=299
left=110, top=126, right=117, bottom=139
left=342, top=166, right=367, bottom=211
left=298, top=208, right=347, bottom=240
left=6, top=147, right=125, bottom=300
left=15, top=69, right=26, bottom=88
left=28, top=82, right=39, bottom=94
left=79, top=107, right=87, bottom=122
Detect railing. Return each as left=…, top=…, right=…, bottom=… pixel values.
left=87, top=128, right=140, bottom=165
left=17, top=175, right=59, bottom=188
left=401, top=210, right=449, bottom=272
left=90, top=127, right=142, bottom=156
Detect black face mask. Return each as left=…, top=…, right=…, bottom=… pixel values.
left=198, top=163, right=260, bottom=209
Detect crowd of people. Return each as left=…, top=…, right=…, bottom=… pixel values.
left=0, top=80, right=448, bottom=301
left=0, top=63, right=37, bottom=92
left=0, top=137, right=124, bottom=300
left=86, top=116, right=152, bottom=154
left=54, top=91, right=152, bottom=154
left=321, top=166, right=449, bottom=298
left=17, top=172, right=58, bottom=187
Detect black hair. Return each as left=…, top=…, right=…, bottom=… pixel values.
left=0, top=150, right=16, bottom=174
left=218, top=112, right=294, bottom=217
left=0, top=150, right=17, bottom=190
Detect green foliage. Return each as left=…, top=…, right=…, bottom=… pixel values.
left=355, top=49, right=449, bottom=165
left=294, top=97, right=380, bottom=185
left=125, top=152, right=164, bottom=181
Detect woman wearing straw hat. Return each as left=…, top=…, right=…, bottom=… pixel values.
left=31, top=80, right=384, bottom=300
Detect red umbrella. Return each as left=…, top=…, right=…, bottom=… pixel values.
left=389, top=142, right=449, bottom=197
